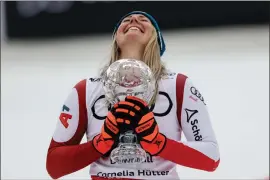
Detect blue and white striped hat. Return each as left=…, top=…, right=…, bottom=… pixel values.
left=112, top=11, right=166, bottom=57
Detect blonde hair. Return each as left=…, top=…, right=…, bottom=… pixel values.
left=101, top=29, right=166, bottom=105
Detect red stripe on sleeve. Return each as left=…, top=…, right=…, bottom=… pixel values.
left=176, top=73, right=187, bottom=129
left=158, top=74, right=219, bottom=172
left=46, top=79, right=102, bottom=179
left=159, top=138, right=220, bottom=172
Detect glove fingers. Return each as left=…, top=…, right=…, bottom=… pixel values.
left=109, top=102, right=137, bottom=132
left=107, top=111, right=118, bottom=126
left=114, top=104, right=137, bottom=116
left=136, top=119, right=158, bottom=142
left=115, top=112, right=140, bottom=129
left=112, top=101, right=143, bottom=126
left=103, top=118, right=119, bottom=137
left=114, top=101, right=145, bottom=115
left=125, top=96, right=149, bottom=110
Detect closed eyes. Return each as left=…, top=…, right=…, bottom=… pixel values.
left=122, top=18, right=150, bottom=23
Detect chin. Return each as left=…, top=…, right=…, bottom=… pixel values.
left=125, top=32, right=143, bottom=38
left=124, top=35, right=145, bottom=43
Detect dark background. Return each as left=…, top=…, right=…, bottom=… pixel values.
left=4, top=1, right=270, bottom=40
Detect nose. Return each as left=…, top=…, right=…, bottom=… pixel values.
left=129, top=16, right=139, bottom=24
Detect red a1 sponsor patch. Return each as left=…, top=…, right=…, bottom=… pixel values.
left=59, top=105, right=72, bottom=128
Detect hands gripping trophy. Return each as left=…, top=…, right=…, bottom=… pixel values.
left=92, top=59, right=167, bottom=164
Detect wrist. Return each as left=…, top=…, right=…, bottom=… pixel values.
left=140, top=133, right=167, bottom=156
left=92, top=134, right=115, bottom=155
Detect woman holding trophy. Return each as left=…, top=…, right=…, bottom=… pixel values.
left=46, top=11, right=220, bottom=180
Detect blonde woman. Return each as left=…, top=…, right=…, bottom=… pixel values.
left=46, top=11, right=220, bottom=180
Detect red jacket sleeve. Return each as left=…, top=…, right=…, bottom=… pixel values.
left=158, top=74, right=220, bottom=172
left=46, top=79, right=102, bottom=179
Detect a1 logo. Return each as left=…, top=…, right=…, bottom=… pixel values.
left=59, top=105, right=72, bottom=128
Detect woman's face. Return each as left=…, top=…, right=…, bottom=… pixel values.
left=115, top=14, right=154, bottom=49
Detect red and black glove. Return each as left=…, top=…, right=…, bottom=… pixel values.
left=113, top=96, right=167, bottom=156
left=92, top=105, right=132, bottom=156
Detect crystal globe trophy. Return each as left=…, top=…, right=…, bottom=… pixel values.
left=102, top=59, right=155, bottom=164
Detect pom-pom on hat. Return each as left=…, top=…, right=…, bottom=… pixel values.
left=112, top=11, right=166, bottom=57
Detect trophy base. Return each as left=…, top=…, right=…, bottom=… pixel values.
left=110, top=143, right=147, bottom=164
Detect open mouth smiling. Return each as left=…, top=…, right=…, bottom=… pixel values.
left=124, top=26, right=144, bottom=33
